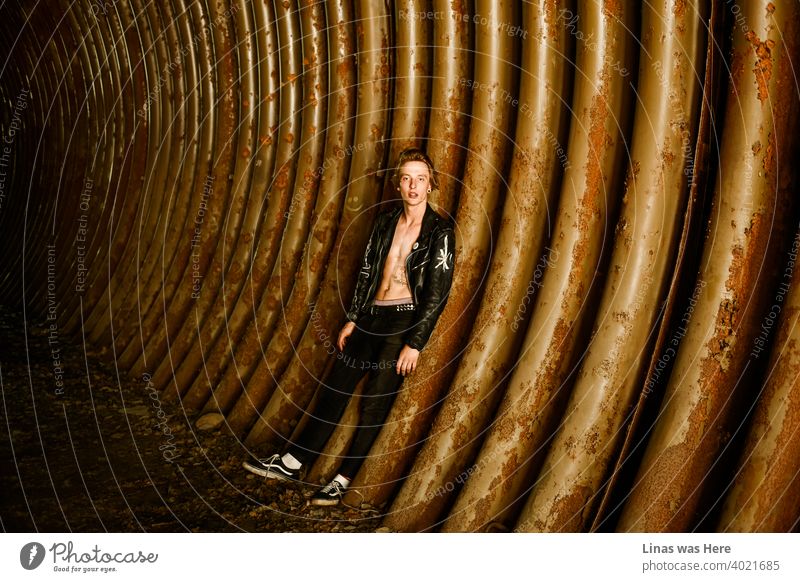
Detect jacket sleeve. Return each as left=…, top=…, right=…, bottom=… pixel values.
left=346, top=215, right=382, bottom=322
left=405, top=226, right=456, bottom=350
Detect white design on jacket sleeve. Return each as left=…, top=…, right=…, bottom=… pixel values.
left=435, top=236, right=452, bottom=271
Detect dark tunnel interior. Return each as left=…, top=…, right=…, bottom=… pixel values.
left=1, top=0, right=799, bottom=535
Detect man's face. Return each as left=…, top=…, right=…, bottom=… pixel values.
left=397, top=160, right=431, bottom=207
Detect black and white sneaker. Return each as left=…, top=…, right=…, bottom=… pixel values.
left=310, top=480, right=346, bottom=506
left=242, top=454, right=300, bottom=481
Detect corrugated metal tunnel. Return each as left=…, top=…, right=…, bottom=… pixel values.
left=1, top=0, right=799, bottom=532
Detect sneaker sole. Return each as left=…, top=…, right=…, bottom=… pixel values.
left=242, top=461, right=295, bottom=481
left=310, top=498, right=341, bottom=507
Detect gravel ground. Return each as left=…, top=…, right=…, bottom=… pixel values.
left=0, top=307, right=385, bottom=533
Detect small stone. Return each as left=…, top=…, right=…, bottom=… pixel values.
left=375, top=527, right=392, bottom=533
left=195, top=413, right=225, bottom=431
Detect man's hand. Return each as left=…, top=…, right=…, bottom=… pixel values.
left=337, top=321, right=357, bottom=351
left=396, top=345, right=420, bottom=376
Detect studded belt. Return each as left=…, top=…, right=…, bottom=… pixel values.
left=366, top=302, right=416, bottom=315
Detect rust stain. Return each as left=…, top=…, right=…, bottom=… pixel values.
left=548, top=486, right=595, bottom=532
left=661, top=140, right=675, bottom=166
left=753, top=352, right=800, bottom=508
left=584, top=75, right=613, bottom=212
left=570, top=79, right=611, bottom=296
left=602, top=0, right=622, bottom=21
left=628, top=420, right=701, bottom=531
left=672, top=0, right=687, bottom=34
left=275, top=168, right=289, bottom=188
left=744, top=30, right=775, bottom=104
left=762, top=131, right=775, bottom=173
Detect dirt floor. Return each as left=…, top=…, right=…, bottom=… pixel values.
left=0, top=307, right=385, bottom=532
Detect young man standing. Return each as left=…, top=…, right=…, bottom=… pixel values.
left=243, top=148, right=455, bottom=505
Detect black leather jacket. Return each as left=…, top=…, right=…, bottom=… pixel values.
left=347, top=203, right=455, bottom=350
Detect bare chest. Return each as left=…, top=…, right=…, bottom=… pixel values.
left=388, top=222, right=422, bottom=262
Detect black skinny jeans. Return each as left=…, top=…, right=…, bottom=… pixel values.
left=288, top=307, right=415, bottom=478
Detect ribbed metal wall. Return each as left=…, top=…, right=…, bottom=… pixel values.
left=1, top=0, right=799, bottom=532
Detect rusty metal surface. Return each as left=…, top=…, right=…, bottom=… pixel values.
left=187, top=0, right=357, bottom=416
left=425, top=0, right=471, bottom=215
left=148, top=0, right=302, bottom=396
left=173, top=0, right=283, bottom=407
left=4, top=0, right=800, bottom=534
left=62, top=0, right=153, bottom=339
left=240, top=0, right=392, bottom=443
left=107, top=0, right=184, bottom=352
left=89, top=0, right=181, bottom=351
left=588, top=0, right=722, bottom=532
left=718, top=248, right=800, bottom=532
left=162, top=0, right=327, bottom=404
left=515, top=0, right=707, bottom=533
left=59, top=0, right=138, bottom=334
left=387, top=0, right=432, bottom=154
left=617, top=0, right=800, bottom=532
left=66, top=3, right=158, bottom=334
left=117, top=0, right=241, bottom=374
left=441, top=0, right=636, bottom=532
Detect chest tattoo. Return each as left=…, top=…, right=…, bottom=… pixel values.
left=392, top=262, right=409, bottom=286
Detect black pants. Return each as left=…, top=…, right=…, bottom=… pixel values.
left=288, top=307, right=415, bottom=478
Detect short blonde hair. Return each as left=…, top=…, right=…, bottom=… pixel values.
left=392, top=148, right=438, bottom=190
